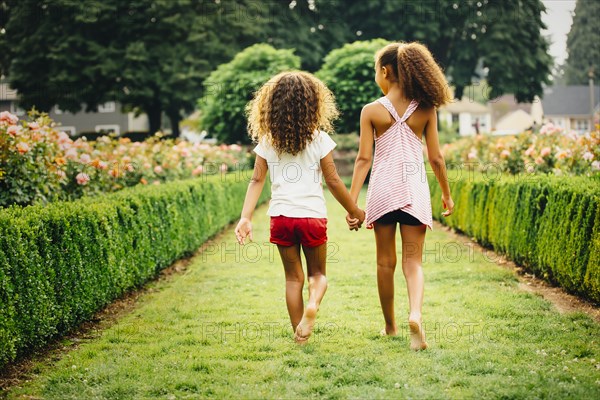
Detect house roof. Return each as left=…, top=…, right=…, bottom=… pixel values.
left=440, top=97, right=489, bottom=114
left=488, top=94, right=534, bottom=126
left=495, top=109, right=534, bottom=131
left=542, top=85, right=600, bottom=116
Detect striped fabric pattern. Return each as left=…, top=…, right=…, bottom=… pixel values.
left=365, top=96, right=433, bottom=230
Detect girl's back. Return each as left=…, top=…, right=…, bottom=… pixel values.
left=254, top=130, right=336, bottom=218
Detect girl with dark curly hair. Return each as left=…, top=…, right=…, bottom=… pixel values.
left=346, top=42, right=455, bottom=350
left=235, top=71, right=365, bottom=343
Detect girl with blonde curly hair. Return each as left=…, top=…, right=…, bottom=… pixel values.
left=235, top=71, right=365, bottom=343
left=347, top=42, right=455, bottom=350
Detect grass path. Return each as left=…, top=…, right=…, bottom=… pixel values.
left=8, top=191, right=600, bottom=399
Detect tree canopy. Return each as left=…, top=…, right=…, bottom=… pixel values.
left=0, top=0, right=262, bottom=135
left=305, top=0, right=553, bottom=102
left=564, top=0, right=600, bottom=85
left=199, top=44, right=300, bottom=143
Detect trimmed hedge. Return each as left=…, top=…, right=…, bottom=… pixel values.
left=0, top=174, right=269, bottom=367
left=429, top=170, right=600, bottom=303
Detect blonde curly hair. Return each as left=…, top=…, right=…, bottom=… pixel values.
left=376, top=42, right=452, bottom=108
left=246, top=71, right=339, bottom=156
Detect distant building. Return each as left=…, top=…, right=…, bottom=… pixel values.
left=488, top=94, right=543, bottom=135
left=0, top=82, right=148, bottom=137
left=541, top=85, right=600, bottom=134
left=438, top=97, right=491, bottom=136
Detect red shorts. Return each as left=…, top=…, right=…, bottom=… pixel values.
left=270, top=216, right=327, bottom=248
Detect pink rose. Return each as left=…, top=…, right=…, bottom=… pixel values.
left=500, top=150, right=511, bottom=159
left=583, top=151, right=594, bottom=162
left=192, top=165, right=204, bottom=176
left=98, top=161, right=108, bottom=170
left=524, top=146, right=535, bottom=157
left=28, top=122, right=40, bottom=131
left=0, top=111, right=18, bottom=125
left=154, top=165, right=163, bottom=174
left=65, top=148, right=78, bottom=160
left=540, top=147, right=551, bottom=157
left=534, top=157, right=544, bottom=165
left=79, top=153, right=91, bottom=164
left=592, top=161, right=600, bottom=171
left=57, top=131, right=70, bottom=142
left=181, top=148, right=191, bottom=158
left=6, top=125, right=19, bottom=136
left=16, top=142, right=30, bottom=154
left=220, top=163, right=228, bottom=172
left=56, top=170, right=66, bottom=180
left=76, top=172, right=90, bottom=185
left=229, top=144, right=242, bottom=152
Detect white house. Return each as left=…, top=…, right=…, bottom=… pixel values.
left=541, top=85, right=600, bottom=134
left=438, top=97, right=491, bottom=136
left=0, top=81, right=149, bottom=137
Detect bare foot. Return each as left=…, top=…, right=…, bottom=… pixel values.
left=380, top=325, right=398, bottom=336
left=295, top=304, right=318, bottom=342
left=408, top=319, right=428, bottom=351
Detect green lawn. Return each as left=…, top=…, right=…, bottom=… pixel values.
left=7, top=191, right=600, bottom=399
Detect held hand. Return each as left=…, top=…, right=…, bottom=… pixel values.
left=346, top=213, right=360, bottom=231
left=441, top=195, right=455, bottom=217
left=234, top=217, right=253, bottom=245
left=346, top=208, right=366, bottom=231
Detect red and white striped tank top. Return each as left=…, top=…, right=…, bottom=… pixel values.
left=365, top=96, right=433, bottom=230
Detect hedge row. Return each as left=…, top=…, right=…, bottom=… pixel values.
left=429, top=170, right=600, bottom=303
left=0, top=174, right=268, bottom=367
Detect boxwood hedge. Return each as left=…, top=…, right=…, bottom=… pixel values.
left=0, top=174, right=269, bottom=367
left=429, top=170, right=600, bottom=303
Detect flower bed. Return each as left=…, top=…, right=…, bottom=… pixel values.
left=0, top=111, right=250, bottom=207
left=0, top=173, right=270, bottom=368
left=441, top=124, right=599, bottom=176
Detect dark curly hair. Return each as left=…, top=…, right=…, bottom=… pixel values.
left=246, top=71, right=339, bottom=156
left=376, top=42, right=452, bottom=108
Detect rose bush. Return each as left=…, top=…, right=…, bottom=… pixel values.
left=0, top=111, right=250, bottom=207
left=441, top=123, right=600, bottom=176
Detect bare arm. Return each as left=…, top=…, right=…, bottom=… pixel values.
left=349, top=105, right=375, bottom=203
left=320, top=151, right=365, bottom=222
left=424, top=108, right=454, bottom=216
left=235, top=155, right=268, bottom=244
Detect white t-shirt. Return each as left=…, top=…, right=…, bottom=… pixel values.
left=253, top=130, right=337, bottom=218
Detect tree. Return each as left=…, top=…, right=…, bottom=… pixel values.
left=310, top=0, right=552, bottom=102
left=1, top=0, right=262, bottom=135
left=256, top=0, right=347, bottom=72
left=199, top=44, right=300, bottom=144
left=317, top=39, right=390, bottom=133
left=564, top=0, right=600, bottom=85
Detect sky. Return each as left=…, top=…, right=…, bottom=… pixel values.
left=541, top=0, right=577, bottom=66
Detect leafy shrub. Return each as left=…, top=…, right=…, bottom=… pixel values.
left=317, top=39, right=390, bottom=134
left=429, top=171, right=600, bottom=302
left=0, top=111, right=250, bottom=207
left=0, top=174, right=270, bottom=367
left=199, top=44, right=301, bottom=144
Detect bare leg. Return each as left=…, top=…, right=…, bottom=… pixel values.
left=277, top=244, right=305, bottom=333
left=399, top=223, right=427, bottom=350
left=374, top=223, right=398, bottom=336
left=295, top=243, right=328, bottom=342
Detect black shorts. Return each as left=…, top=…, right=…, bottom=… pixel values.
left=376, top=209, right=423, bottom=226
